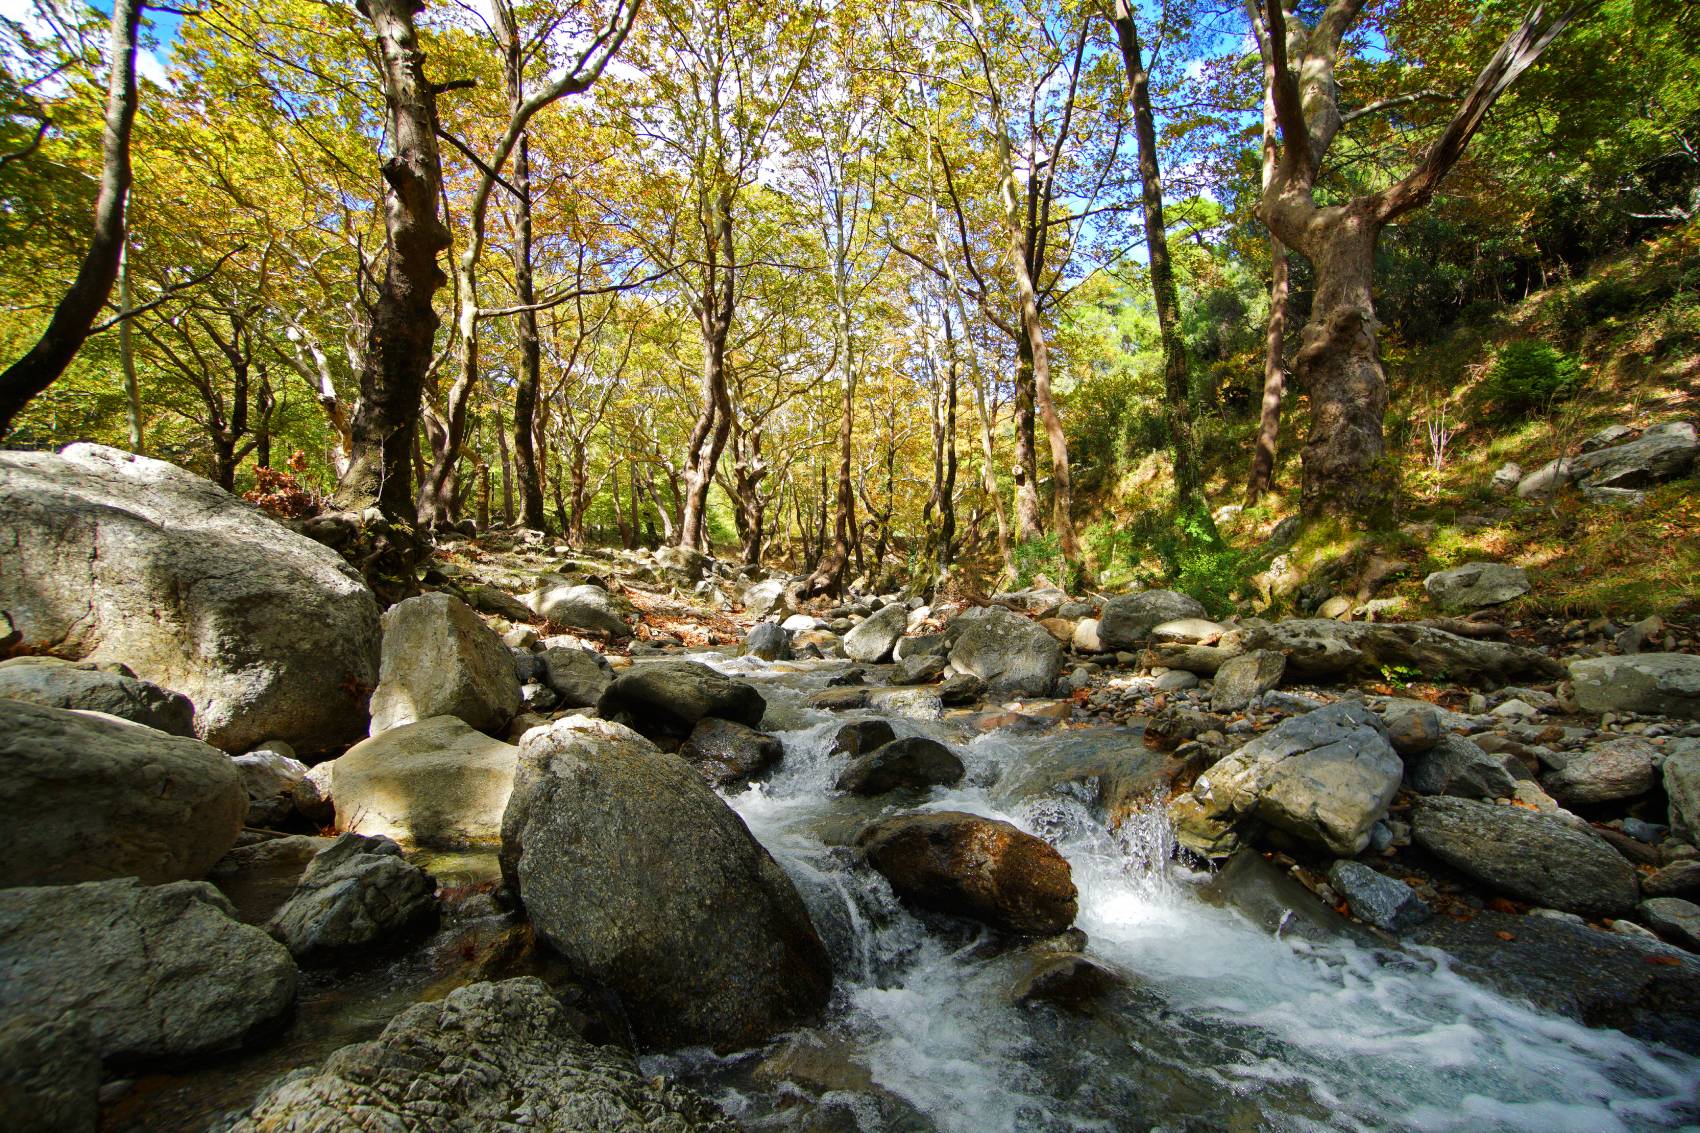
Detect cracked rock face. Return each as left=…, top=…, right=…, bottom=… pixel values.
left=0, top=444, right=380, bottom=753
left=229, top=978, right=738, bottom=1133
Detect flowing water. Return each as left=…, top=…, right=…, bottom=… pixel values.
left=644, top=654, right=1700, bottom=1133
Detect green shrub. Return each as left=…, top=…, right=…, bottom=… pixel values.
left=1013, top=534, right=1068, bottom=590
left=1484, top=340, right=1583, bottom=414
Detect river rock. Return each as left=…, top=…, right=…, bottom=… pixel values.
left=1639, top=898, right=1700, bottom=951
left=1569, top=654, right=1700, bottom=718
left=367, top=593, right=521, bottom=737
left=1570, top=420, right=1698, bottom=489
left=856, top=811, right=1077, bottom=935
left=1327, top=860, right=1431, bottom=932
left=1516, top=457, right=1576, bottom=499
left=0, top=699, right=246, bottom=887
left=1408, top=734, right=1520, bottom=800
left=0, top=656, right=195, bottom=736
left=1666, top=749, right=1700, bottom=842
left=1098, top=590, right=1206, bottom=651
left=1377, top=698, right=1443, bottom=755
left=893, top=651, right=949, bottom=685
left=742, top=579, right=791, bottom=619
left=836, top=736, right=965, bottom=795
left=1411, top=795, right=1639, bottom=917
left=0, top=877, right=295, bottom=1066
left=992, top=587, right=1068, bottom=616
left=1071, top=618, right=1104, bottom=653
left=1183, top=702, right=1402, bottom=856
left=1151, top=618, right=1227, bottom=644
left=844, top=602, right=909, bottom=663
left=233, top=747, right=311, bottom=827
left=828, top=718, right=897, bottom=757
left=1232, top=618, right=1563, bottom=686
left=228, top=978, right=736, bottom=1132
left=0, top=444, right=380, bottom=753
left=938, top=672, right=988, bottom=705
left=597, top=659, right=766, bottom=739
left=745, top=621, right=792, bottom=661
left=1643, top=861, right=1700, bottom=899
left=947, top=605, right=1063, bottom=697
left=525, top=576, right=631, bottom=637
left=535, top=644, right=612, bottom=708
left=680, top=717, right=784, bottom=788
left=656, top=545, right=710, bottom=584
left=266, top=833, right=437, bottom=964
left=0, top=1014, right=99, bottom=1133
left=333, top=716, right=518, bottom=847
left=1423, top=562, right=1531, bottom=611
left=499, top=717, right=831, bottom=1050
left=1543, top=736, right=1658, bottom=806
left=1210, top=649, right=1285, bottom=712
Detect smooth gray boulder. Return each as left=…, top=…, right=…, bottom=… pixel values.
left=0, top=699, right=246, bottom=887
left=0, top=1014, right=99, bottom=1133
left=1570, top=420, right=1698, bottom=489
left=524, top=576, right=631, bottom=637
left=1182, top=702, right=1402, bottom=856
left=1211, top=649, right=1286, bottom=712
left=499, top=718, right=831, bottom=1050
left=0, top=878, right=296, bottom=1066
left=232, top=746, right=311, bottom=828
left=1233, top=618, right=1563, bottom=685
left=228, top=979, right=736, bottom=1132
left=368, top=593, right=521, bottom=736
left=1378, top=698, right=1444, bottom=755
left=1098, top=590, right=1206, bottom=651
left=534, top=644, right=612, bottom=708
left=597, top=659, right=766, bottom=739
left=0, top=656, right=194, bottom=735
left=745, top=622, right=792, bottom=661
left=679, top=717, right=784, bottom=788
left=1640, top=898, right=1700, bottom=951
left=1327, top=860, right=1431, bottom=932
left=1569, top=654, right=1700, bottom=719
left=947, top=605, right=1063, bottom=697
left=0, top=444, right=380, bottom=753
left=1408, top=734, right=1520, bottom=800
left=741, top=579, right=791, bottom=620
left=266, top=833, right=437, bottom=964
left=844, top=602, right=909, bottom=663
left=1423, top=562, right=1530, bottom=611
left=1516, top=457, right=1576, bottom=499
left=1411, top=795, right=1639, bottom=917
left=334, top=715, right=518, bottom=848
left=1543, top=736, right=1658, bottom=806
left=836, top=736, right=965, bottom=796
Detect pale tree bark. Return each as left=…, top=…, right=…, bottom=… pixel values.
left=119, top=241, right=143, bottom=453
left=1254, top=0, right=1579, bottom=517
left=1245, top=0, right=1287, bottom=503
left=677, top=181, right=736, bottom=552
left=0, top=0, right=142, bottom=436
left=1106, top=0, right=1211, bottom=528
left=335, top=0, right=453, bottom=517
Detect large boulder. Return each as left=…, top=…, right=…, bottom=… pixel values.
left=266, top=833, right=437, bottom=965
left=856, top=811, right=1077, bottom=935
left=0, top=878, right=296, bottom=1066
left=0, top=444, right=380, bottom=753
left=534, top=644, right=612, bottom=708
left=1422, top=562, right=1531, bottom=611
left=741, top=578, right=791, bottom=619
left=745, top=621, right=792, bottom=661
left=0, top=1014, right=100, bottom=1133
left=229, top=978, right=735, bottom=1132
left=333, top=715, right=518, bottom=848
left=843, top=602, right=909, bottom=663
left=499, top=718, right=831, bottom=1050
left=679, top=717, right=784, bottom=788
left=1569, top=420, right=1698, bottom=489
left=1411, top=795, right=1639, bottom=917
left=1543, top=736, right=1658, bottom=806
left=947, top=606, right=1063, bottom=697
left=367, top=593, right=520, bottom=736
left=1569, top=654, right=1700, bottom=719
left=596, top=660, right=766, bottom=740
left=0, top=699, right=246, bottom=887
left=1097, top=590, right=1206, bottom=651
left=1232, top=618, right=1563, bottom=686
left=1210, top=649, right=1286, bottom=712
left=1407, top=734, right=1519, bottom=800
left=524, top=576, right=631, bottom=638
left=835, top=736, right=965, bottom=796
left=0, top=656, right=194, bottom=735
left=1180, top=702, right=1402, bottom=856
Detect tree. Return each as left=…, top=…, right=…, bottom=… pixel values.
left=0, top=0, right=142, bottom=436
left=1251, top=0, right=1581, bottom=517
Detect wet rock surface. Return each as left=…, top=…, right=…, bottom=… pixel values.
left=836, top=735, right=966, bottom=795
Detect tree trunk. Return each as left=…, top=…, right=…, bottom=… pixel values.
left=510, top=138, right=547, bottom=528
left=335, top=0, right=451, bottom=519
left=677, top=187, right=735, bottom=553
left=939, top=308, right=959, bottom=572
left=1247, top=235, right=1289, bottom=502
left=0, top=0, right=142, bottom=436
left=1011, top=329, right=1043, bottom=542
left=119, top=241, right=143, bottom=453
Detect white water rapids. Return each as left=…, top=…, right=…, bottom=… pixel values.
left=643, top=655, right=1700, bottom=1133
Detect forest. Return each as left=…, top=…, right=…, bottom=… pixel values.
left=5, top=0, right=1693, bottom=603
left=5, top=2, right=1700, bottom=1132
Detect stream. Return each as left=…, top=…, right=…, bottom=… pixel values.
left=113, top=651, right=1700, bottom=1133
